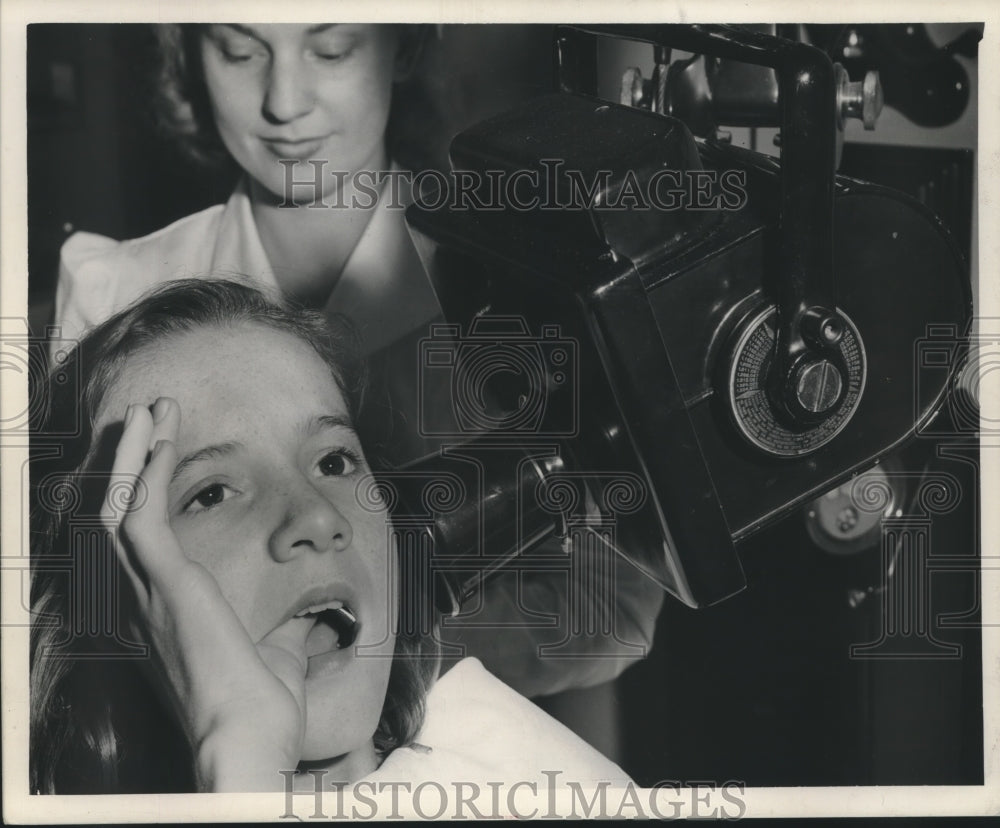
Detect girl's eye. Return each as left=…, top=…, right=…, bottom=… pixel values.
left=318, top=449, right=360, bottom=477
left=184, top=483, right=235, bottom=513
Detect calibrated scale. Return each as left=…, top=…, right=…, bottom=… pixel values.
left=727, top=306, right=867, bottom=457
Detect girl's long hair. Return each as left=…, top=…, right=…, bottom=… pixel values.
left=29, top=279, right=439, bottom=794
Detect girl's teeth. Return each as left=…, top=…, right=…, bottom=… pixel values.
left=294, top=599, right=345, bottom=618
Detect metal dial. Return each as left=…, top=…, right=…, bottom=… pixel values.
left=727, top=306, right=866, bottom=456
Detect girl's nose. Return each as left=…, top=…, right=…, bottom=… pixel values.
left=268, top=479, right=353, bottom=562
left=262, top=55, right=315, bottom=123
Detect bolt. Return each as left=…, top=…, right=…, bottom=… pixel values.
left=821, top=320, right=843, bottom=345
left=795, top=359, right=844, bottom=414
left=835, top=64, right=885, bottom=130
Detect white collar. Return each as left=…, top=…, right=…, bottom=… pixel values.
left=210, top=177, right=278, bottom=288
left=209, top=171, right=439, bottom=354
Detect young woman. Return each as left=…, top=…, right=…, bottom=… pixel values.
left=51, top=23, right=663, bottom=697
left=56, top=23, right=436, bottom=363
left=30, top=279, right=632, bottom=794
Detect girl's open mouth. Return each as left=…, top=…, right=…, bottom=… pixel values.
left=298, top=601, right=360, bottom=658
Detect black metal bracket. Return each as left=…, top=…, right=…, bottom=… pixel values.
left=557, top=24, right=846, bottom=427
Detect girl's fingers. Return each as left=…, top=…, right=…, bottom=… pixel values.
left=102, top=397, right=181, bottom=526
left=101, top=404, right=154, bottom=598
left=258, top=617, right=311, bottom=675
left=257, top=618, right=312, bottom=715
left=103, top=398, right=183, bottom=593
left=147, top=397, right=181, bottom=454
left=100, top=403, right=153, bottom=529
left=115, top=534, right=146, bottom=605
left=120, top=437, right=183, bottom=583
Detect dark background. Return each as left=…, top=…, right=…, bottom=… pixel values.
left=26, top=23, right=983, bottom=788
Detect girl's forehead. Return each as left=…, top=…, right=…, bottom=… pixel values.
left=96, top=323, right=346, bottom=425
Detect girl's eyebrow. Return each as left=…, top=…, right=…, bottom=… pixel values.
left=307, top=414, right=359, bottom=438
left=169, top=417, right=355, bottom=484
left=170, top=442, right=242, bottom=485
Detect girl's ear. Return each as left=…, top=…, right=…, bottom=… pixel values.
left=393, top=24, right=430, bottom=82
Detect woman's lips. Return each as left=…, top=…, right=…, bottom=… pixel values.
left=277, top=582, right=358, bottom=632
left=262, top=136, right=328, bottom=160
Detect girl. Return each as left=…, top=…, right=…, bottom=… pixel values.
left=30, top=279, right=632, bottom=795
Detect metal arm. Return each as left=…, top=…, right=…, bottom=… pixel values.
left=558, top=24, right=846, bottom=425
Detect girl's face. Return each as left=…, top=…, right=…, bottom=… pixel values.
left=94, top=322, right=397, bottom=768
left=200, top=24, right=402, bottom=203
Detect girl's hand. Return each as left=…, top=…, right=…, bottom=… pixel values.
left=101, top=397, right=307, bottom=791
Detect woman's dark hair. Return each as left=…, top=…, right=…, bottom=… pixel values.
left=152, top=23, right=448, bottom=173
left=29, top=279, right=439, bottom=794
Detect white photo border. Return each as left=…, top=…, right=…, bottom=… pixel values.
left=2, top=0, right=997, bottom=821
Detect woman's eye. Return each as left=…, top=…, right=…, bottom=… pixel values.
left=310, top=34, right=356, bottom=63
left=221, top=46, right=263, bottom=64
left=210, top=34, right=265, bottom=64
left=184, top=483, right=234, bottom=513
left=318, top=449, right=360, bottom=477
left=312, top=47, right=352, bottom=63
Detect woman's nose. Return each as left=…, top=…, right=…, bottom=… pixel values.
left=268, top=480, right=353, bottom=563
left=261, top=55, right=314, bottom=123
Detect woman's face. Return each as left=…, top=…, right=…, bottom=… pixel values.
left=200, top=24, right=402, bottom=203
left=95, top=322, right=397, bottom=768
